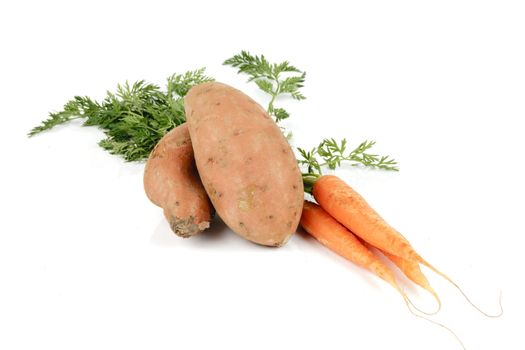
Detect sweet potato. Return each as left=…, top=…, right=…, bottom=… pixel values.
left=143, top=123, right=213, bottom=237
left=185, top=82, right=304, bottom=246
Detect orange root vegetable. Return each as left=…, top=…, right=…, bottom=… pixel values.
left=185, top=82, right=304, bottom=247
left=300, top=201, right=405, bottom=295
left=313, top=174, right=502, bottom=318
left=301, top=200, right=465, bottom=348
left=312, top=175, right=417, bottom=261
left=143, top=123, right=213, bottom=237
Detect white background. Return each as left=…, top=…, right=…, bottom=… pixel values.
left=1, top=1, right=524, bottom=349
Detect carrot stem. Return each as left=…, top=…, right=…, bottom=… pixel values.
left=302, top=173, right=319, bottom=195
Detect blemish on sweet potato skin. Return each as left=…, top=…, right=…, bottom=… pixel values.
left=169, top=215, right=210, bottom=238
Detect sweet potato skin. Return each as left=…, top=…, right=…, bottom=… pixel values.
left=143, top=123, right=213, bottom=237
left=185, top=82, right=304, bottom=246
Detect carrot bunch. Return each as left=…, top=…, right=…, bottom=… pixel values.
left=300, top=174, right=502, bottom=348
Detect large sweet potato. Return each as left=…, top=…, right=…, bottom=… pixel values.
left=185, top=82, right=304, bottom=246
left=143, top=123, right=213, bottom=237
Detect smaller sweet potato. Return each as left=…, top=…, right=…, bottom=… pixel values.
left=143, top=123, right=213, bottom=237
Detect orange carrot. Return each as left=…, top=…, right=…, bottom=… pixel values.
left=312, top=175, right=418, bottom=261
left=312, top=174, right=502, bottom=318
left=301, top=200, right=403, bottom=292
left=301, top=200, right=465, bottom=348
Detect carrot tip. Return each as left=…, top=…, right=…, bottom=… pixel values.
left=402, top=294, right=466, bottom=350
left=406, top=291, right=442, bottom=316
left=421, top=258, right=504, bottom=318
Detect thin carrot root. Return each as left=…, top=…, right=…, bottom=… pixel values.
left=369, top=267, right=465, bottom=348
left=400, top=292, right=466, bottom=350
left=381, top=250, right=442, bottom=315
left=392, top=282, right=440, bottom=316
left=376, top=272, right=464, bottom=349
left=419, top=258, right=504, bottom=318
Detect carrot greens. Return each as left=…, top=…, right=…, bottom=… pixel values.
left=28, top=68, right=213, bottom=161
left=29, top=52, right=398, bottom=172
left=298, top=139, right=398, bottom=175
left=223, top=50, right=306, bottom=123
left=222, top=51, right=398, bottom=176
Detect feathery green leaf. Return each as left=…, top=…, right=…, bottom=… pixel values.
left=29, top=68, right=214, bottom=161
left=224, top=51, right=306, bottom=124
left=298, top=138, right=399, bottom=175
